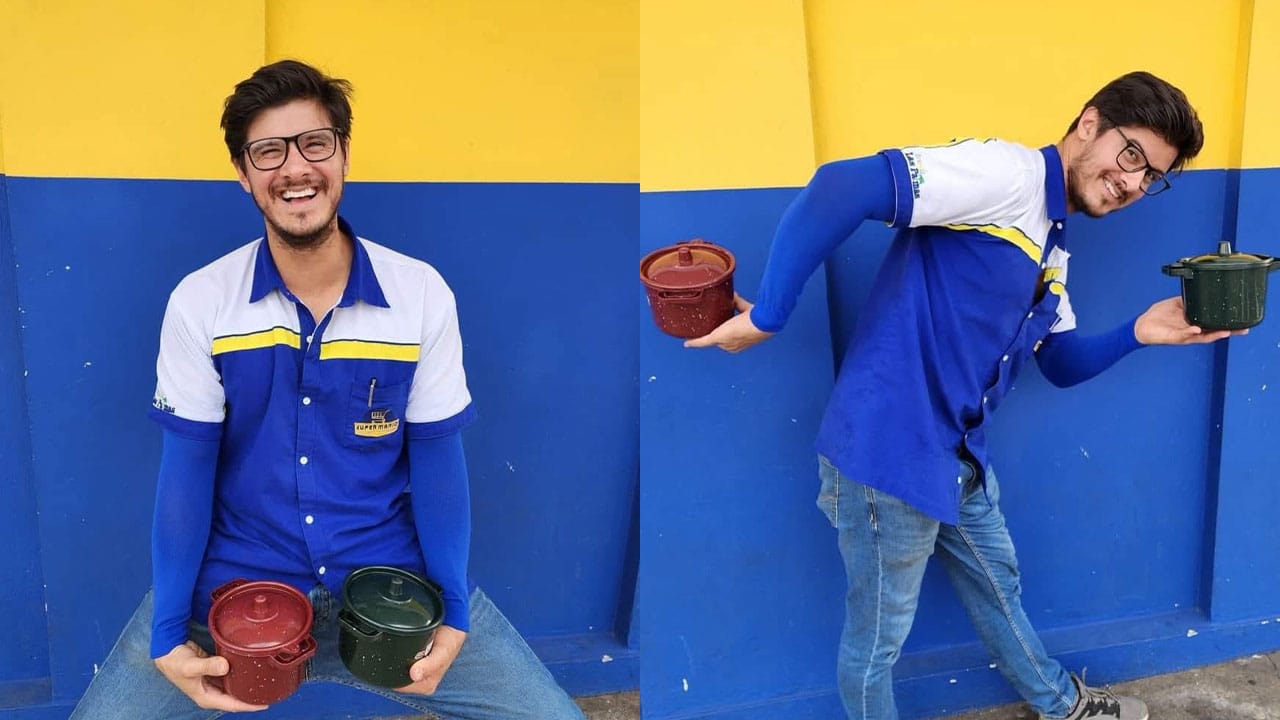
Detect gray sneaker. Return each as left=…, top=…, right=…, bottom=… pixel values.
left=1044, top=673, right=1149, bottom=720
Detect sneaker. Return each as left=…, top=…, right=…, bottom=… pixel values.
left=1044, top=673, right=1148, bottom=720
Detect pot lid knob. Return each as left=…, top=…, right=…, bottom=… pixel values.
left=388, top=577, right=405, bottom=600
left=1218, top=240, right=1232, bottom=255
left=677, top=246, right=693, bottom=266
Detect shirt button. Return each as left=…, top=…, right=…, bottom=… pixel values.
left=982, top=396, right=989, bottom=405
left=302, top=397, right=312, bottom=406
left=305, top=515, right=315, bottom=525
left=306, top=335, right=314, bottom=344
left=1055, top=222, right=1063, bottom=230
left=1001, top=354, right=1010, bottom=362
left=957, top=476, right=964, bottom=485
left=318, top=566, right=326, bottom=575
left=1026, top=312, right=1034, bottom=319
left=299, top=456, right=309, bottom=465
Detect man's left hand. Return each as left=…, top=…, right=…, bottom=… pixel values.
left=396, top=625, right=467, bottom=696
left=1135, top=296, right=1249, bottom=345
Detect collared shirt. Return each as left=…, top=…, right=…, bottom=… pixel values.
left=149, top=217, right=475, bottom=621
left=816, top=140, right=1073, bottom=524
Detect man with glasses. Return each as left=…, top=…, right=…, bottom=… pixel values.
left=686, top=72, right=1231, bottom=720
left=71, top=59, right=585, bottom=720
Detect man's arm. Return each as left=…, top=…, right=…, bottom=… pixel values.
left=685, top=154, right=896, bottom=351
left=400, top=430, right=471, bottom=695
left=1037, top=297, right=1245, bottom=387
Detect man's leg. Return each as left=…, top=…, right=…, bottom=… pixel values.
left=933, top=465, right=1077, bottom=716
left=69, top=590, right=222, bottom=720
left=307, top=586, right=585, bottom=720
left=817, top=456, right=940, bottom=720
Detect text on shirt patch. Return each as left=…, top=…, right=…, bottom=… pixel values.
left=152, top=394, right=176, bottom=414
left=905, top=151, right=925, bottom=199
left=354, top=408, right=401, bottom=438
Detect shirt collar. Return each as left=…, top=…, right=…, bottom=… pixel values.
left=1039, top=145, right=1068, bottom=222
left=249, top=216, right=390, bottom=308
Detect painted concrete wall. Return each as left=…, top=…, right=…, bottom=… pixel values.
left=639, top=1, right=1280, bottom=718
left=0, top=2, right=638, bottom=718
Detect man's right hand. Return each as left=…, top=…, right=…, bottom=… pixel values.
left=683, top=294, right=774, bottom=353
left=154, top=641, right=268, bottom=712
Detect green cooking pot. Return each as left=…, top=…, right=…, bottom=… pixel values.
left=338, top=566, right=444, bottom=688
left=1163, top=240, right=1280, bottom=331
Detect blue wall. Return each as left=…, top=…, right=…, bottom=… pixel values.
left=638, top=169, right=1280, bottom=719
left=0, top=178, right=637, bottom=717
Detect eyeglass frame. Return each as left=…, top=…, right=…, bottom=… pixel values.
left=239, top=127, right=346, bottom=172
left=1111, top=125, right=1173, bottom=196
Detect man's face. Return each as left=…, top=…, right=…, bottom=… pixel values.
left=1066, top=108, right=1177, bottom=218
left=235, top=98, right=348, bottom=248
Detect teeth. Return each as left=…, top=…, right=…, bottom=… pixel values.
left=282, top=188, right=317, bottom=200
left=1104, top=179, right=1119, bottom=199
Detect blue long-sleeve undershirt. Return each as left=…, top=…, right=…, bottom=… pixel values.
left=1035, top=318, right=1145, bottom=387
left=408, top=431, right=472, bottom=632
left=750, top=155, right=897, bottom=332
left=149, top=429, right=473, bottom=659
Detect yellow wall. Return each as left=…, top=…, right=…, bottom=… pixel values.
left=641, top=0, right=1272, bottom=191
left=1240, top=0, right=1280, bottom=168
left=0, top=0, right=636, bottom=183
left=640, top=0, right=814, bottom=191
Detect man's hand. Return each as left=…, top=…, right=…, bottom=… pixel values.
left=397, top=625, right=467, bottom=696
left=683, top=294, right=774, bottom=352
left=1135, top=296, right=1248, bottom=345
left=154, top=641, right=267, bottom=712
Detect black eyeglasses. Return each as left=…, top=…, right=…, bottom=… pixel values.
left=241, top=127, right=344, bottom=171
left=1113, top=126, right=1172, bottom=196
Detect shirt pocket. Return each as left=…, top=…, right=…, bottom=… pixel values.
left=342, top=377, right=411, bottom=451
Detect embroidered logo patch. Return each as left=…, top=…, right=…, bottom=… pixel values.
left=354, top=408, right=400, bottom=438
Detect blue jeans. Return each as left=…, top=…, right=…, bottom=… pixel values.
left=70, top=586, right=585, bottom=720
left=816, top=456, right=1077, bottom=720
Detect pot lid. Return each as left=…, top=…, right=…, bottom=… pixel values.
left=209, top=580, right=311, bottom=652
left=640, top=240, right=736, bottom=290
left=343, top=566, right=443, bottom=633
left=1187, top=241, right=1269, bottom=266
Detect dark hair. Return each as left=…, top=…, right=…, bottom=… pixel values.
left=221, top=59, right=353, bottom=167
left=1065, top=71, right=1204, bottom=173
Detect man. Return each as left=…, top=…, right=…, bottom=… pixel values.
left=686, top=71, right=1229, bottom=720
left=72, top=59, right=585, bottom=719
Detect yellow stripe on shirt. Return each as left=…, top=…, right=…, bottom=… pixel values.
left=320, top=340, right=421, bottom=362
left=945, top=223, right=1040, bottom=264
left=211, top=327, right=301, bottom=356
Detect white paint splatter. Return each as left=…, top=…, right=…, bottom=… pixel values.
left=989, top=663, right=998, bottom=669
left=1079, top=447, right=1090, bottom=459
left=92, top=663, right=99, bottom=675
left=1263, top=384, right=1269, bottom=392
left=506, top=461, right=516, bottom=473
left=601, top=654, right=613, bottom=663
left=64, top=265, right=71, bottom=271
left=648, top=376, right=656, bottom=382
left=83, top=361, right=92, bottom=368
left=682, top=678, right=689, bottom=692
left=948, top=678, right=958, bottom=684
left=1262, top=620, right=1271, bottom=625
left=1186, top=629, right=1199, bottom=638
left=790, top=418, right=797, bottom=423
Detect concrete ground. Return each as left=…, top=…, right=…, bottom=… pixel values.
left=937, top=650, right=1280, bottom=720
left=577, top=690, right=640, bottom=720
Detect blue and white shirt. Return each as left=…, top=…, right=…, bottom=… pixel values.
left=150, top=217, right=476, bottom=621
left=816, top=140, right=1072, bottom=523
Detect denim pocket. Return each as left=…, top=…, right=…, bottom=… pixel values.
left=816, top=455, right=840, bottom=528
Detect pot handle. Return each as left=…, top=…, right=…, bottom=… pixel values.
left=272, top=634, right=317, bottom=668
left=1162, top=263, right=1192, bottom=278
left=656, top=288, right=705, bottom=303
left=338, top=608, right=381, bottom=639
left=210, top=578, right=249, bottom=602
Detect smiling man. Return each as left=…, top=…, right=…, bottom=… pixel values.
left=71, top=60, right=585, bottom=720
left=686, top=72, right=1232, bottom=720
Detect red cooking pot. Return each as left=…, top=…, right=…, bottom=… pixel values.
left=208, top=579, right=316, bottom=705
left=640, top=239, right=736, bottom=339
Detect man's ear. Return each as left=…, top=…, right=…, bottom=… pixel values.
left=233, top=159, right=251, bottom=193
left=1076, top=106, right=1102, bottom=142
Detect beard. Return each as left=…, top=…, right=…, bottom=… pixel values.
left=253, top=182, right=341, bottom=250
left=1066, top=163, right=1109, bottom=219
